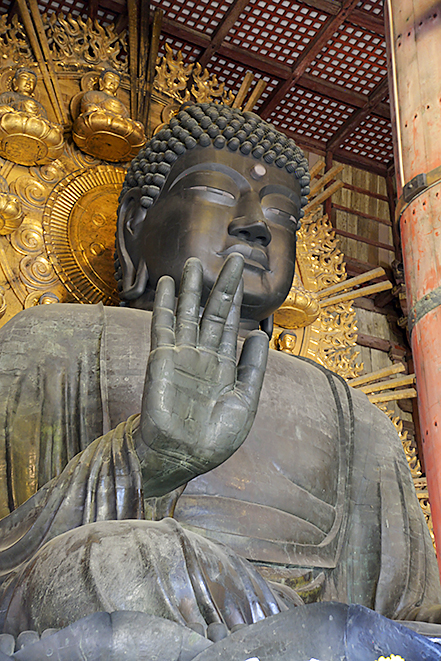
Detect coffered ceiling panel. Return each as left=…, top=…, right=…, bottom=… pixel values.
left=0, top=0, right=394, bottom=175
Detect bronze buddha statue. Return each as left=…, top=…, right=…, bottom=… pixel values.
left=0, top=103, right=440, bottom=659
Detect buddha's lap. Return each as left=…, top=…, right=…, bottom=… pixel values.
left=2, top=517, right=291, bottom=636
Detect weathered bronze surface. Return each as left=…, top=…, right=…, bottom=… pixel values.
left=0, top=103, right=441, bottom=660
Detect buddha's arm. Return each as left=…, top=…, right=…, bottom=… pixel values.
left=131, top=254, right=268, bottom=498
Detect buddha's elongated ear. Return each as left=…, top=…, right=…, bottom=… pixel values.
left=259, top=315, right=273, bottom=340
left=116, top=188, right=149, bottom=301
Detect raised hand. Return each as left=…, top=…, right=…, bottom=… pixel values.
left=137, top=253, right=269, bottom=496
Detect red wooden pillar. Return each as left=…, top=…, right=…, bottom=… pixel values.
left=385, top=0, right=441, bottom=570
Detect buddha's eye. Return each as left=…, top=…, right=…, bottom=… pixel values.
left=187, top=185, right=236, bottom=204
left=264, top=207, right=300, bottom=230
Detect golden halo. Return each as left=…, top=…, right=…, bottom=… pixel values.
left=43, top=164, right=126, bottom=305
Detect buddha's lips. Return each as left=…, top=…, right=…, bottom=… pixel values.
left=218, top=244, right=269, bottom=271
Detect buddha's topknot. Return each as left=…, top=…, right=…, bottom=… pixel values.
left=119, top=102, right=311, bottom=215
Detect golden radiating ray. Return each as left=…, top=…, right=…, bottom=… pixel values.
left=319, top=280, right=393, bottom=308
left=317, top=267, right=387, bottom=299
left=359, top=374, right=416, bottom=394
left=309, top=163, right=344, bottom=198
left=348, top=363, right=406, bottom=386
left=232, top=71, right=254, bottom=109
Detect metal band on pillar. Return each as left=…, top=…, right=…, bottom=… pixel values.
left=395, top=164, right=441, bottom=224
left=409, top=286, right=441, bottom=335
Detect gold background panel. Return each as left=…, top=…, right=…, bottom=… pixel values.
left=43, top=164, right=126, bottom=305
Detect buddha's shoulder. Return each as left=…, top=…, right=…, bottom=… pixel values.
left=0, top=303, right=152, bottom=337
left=265, top=345, right=341, bottom=389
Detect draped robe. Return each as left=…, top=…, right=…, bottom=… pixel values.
left=0, top=303, right=439, bottom=631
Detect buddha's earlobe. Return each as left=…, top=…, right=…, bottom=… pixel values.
left=259, top=315, right=273, bottom=340
left=122, top=259, right=149, bottom=300
left=116, top=188, right=149, bottom=301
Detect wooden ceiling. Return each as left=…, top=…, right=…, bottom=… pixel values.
left=0, top=0, right=394, bottom=177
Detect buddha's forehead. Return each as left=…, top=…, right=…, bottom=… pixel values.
left=16, top=70, right=35, bottom=81
left=161, top=144, right=301, bottom=199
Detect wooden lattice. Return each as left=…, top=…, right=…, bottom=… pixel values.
left=270, top=87, right=355, bottom=141
left=158, top=33, right=203, bottom=64
left=307, top=22, right=387, bottom=94
left=151, top=0, right=232, bottom=36
left=340, top=113, right=394, bottom=163
left=0, top=0, right=394, bottom=169
left=226, top=1, right=329, bottom=65
left=207, top=52, right=279, bottom=108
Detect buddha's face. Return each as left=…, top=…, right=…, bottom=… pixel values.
left=139, top=146, right=302, bottom=322
left=101, top=72, right=120, bottom=96
left=13, top=71, right=36, bottom=96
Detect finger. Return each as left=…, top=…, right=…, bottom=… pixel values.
left=199, top=253, right=244, bottom=351
left=218, top=277, right=243, bottom=361
left=175, top=258, right=203, bottom=347
left=151, top=275, right=176, bottom=350
left=234, top=330, right=269, bottom=412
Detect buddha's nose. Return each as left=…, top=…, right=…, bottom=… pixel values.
left=228, top=193, right=272, bottom=247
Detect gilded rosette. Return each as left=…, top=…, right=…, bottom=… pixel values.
left=0, top=110, right=63, bottom=166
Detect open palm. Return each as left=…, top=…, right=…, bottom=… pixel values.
left=139, top=254, right=268, bottom=494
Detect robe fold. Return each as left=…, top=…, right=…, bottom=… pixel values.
left=0, top=303, right=439, bottom=630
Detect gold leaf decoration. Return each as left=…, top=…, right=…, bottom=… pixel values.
left=315, top=301, right=361, bottom=379
left=299, top=211, right=346, bottom=291
left=191, top=63, right=235, bottom=106
left=155, top=44, right=193, bottom=103
left=0, top=191, right=23, bottom=234
left=19, top=253, right=58, bottom=289
left=43, top=164, right=125, bottom=305
left=0, top=15, right=33, bottom=67
left=10, top=222, right=44, bottom=255
left=42, top=13, right=127, bottom=72
left=0, top=285, right=6, bottom=319
left=274, top=211, right=362, bottom=380
left=9, top=175, right=50, bottom=210
left=378, top=403, right=434, bottom=547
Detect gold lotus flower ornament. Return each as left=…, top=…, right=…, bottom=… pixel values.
left=0, top=68, right=64, bottom=166
left=274, top=275, right=320, bottom=329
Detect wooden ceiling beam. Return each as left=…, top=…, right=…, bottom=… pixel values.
left=278, top=127, right=388, bottom=176
left=97, top=0, right=126, bottom=16
left=326, top=77, right=389, bottom=151
left=350, top=8, right=385, bottom=35
left=259, top=0, right=360, bottom=119
left=297, top=74, right=390, bottom=119
left=161, top=18, right=390, bottom=121
left=332, top=147, right=388, bottom=177
left=88, top=0, right=99, bottom=22
left=300, top=0, right=341, bottom=14
left=198, top=0, right=249, bottom=69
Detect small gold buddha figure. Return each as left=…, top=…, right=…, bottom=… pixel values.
left=72, top=69, right=146, bottom=162
left=0, top=175, right=23, bottom=235
left=0, top=68, right=64, bottom=166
